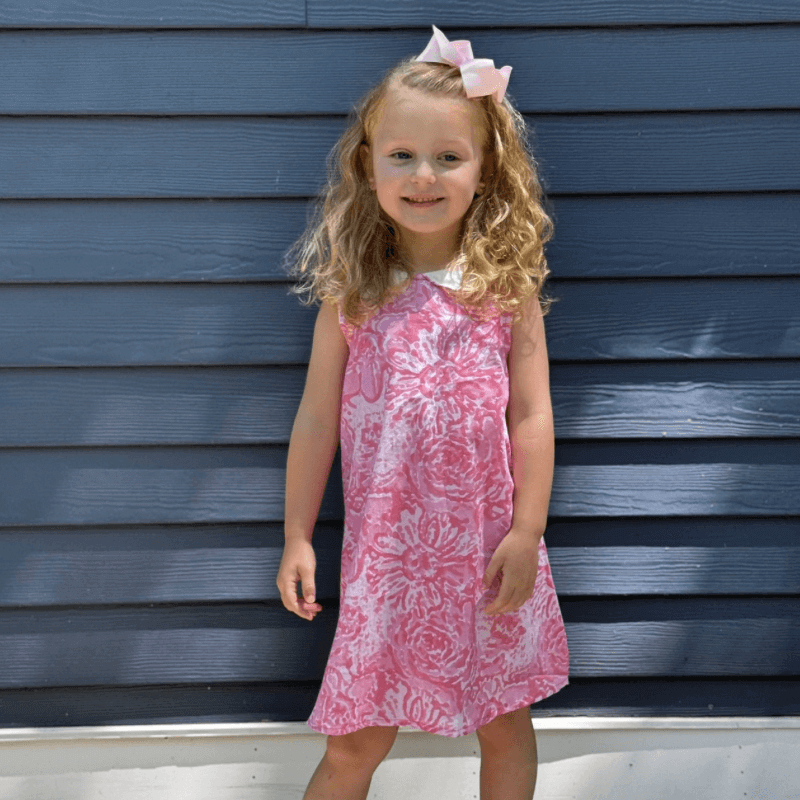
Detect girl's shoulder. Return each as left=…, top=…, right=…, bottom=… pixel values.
left=335, top=300, right=359, bottom=347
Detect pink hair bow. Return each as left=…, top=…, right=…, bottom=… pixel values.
left=415, top=25, right=512, bottom=105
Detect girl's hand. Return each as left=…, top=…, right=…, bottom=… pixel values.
left=276, top=538, right=323, bottom=621
left=482, top=528, right=541, bottom=616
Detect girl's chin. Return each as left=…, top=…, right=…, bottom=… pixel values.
left=382, top=211, right=463, bottom=239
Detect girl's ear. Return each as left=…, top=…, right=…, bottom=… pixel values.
left=360, top=144, right=375, bottom=190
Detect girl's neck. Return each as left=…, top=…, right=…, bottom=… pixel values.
left=399, top=226, right=461, bottom=274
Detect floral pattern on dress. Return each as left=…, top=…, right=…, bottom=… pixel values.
left=306, top=271, right=569, bottom=738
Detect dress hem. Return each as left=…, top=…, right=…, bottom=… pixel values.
left=305, top=675, right=570, bottom=739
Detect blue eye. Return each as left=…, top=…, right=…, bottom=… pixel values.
left=390, top=152, right=459, bottom=162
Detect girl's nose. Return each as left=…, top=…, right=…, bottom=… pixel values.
left=412, top=159, right=436, bottom=183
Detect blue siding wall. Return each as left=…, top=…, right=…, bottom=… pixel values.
left=0, top=2, right=798, bottom=726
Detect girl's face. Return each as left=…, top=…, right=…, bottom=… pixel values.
left=360, top=85, right=489, bottom=261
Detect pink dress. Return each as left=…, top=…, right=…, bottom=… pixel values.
left=306, top=267, right=569, bottom=738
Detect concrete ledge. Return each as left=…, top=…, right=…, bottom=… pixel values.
left=0, top=718, right=796, bottom=799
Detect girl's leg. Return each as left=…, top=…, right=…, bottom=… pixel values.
left=303, top=724, right=400, bottom=800
left=475, top=706, right=538, bottom=800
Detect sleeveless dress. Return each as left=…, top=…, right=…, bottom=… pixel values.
left=306, top=266, right=569, bottom=738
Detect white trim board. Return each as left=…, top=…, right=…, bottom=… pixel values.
left=1, top=715, right=799, bottom=742
left=0, top=718, right=797, bottom=800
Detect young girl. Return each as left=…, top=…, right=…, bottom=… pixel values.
left=277, top=26, right=569, bottom=800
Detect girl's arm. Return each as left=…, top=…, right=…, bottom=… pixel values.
left=284, top=299, right=349, bottom=543
left=506, top=293, right=555, bottom=543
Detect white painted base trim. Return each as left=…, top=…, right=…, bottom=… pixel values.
left=0, top=718, right=797, bottom=799
left=3, top=715, right=798, bottom=742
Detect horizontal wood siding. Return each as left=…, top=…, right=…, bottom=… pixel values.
left=2, top=115, right=799, bottom=196
left=0, top=280, right=798, bottom=366
left=1, top=29, right=798, bottom=114
left=0, top=602, right=795, bottom=687
left=306, top=1, right=800, bottom=27
left=0, top=4, right=797, bottom=727
left=1, top=196, right=798, bottom=282
left=0, top=446, right=798, bottom=527
left=0, top=520, right=797, bottom=609
left=0, top=1, right=305, bottom=28
left=4, top=1, right=799, bottom=28
left=2, top=363, right=799, bottom=446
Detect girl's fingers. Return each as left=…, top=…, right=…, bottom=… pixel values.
left=298, top=598, right=322, bottom=620
left=286, top=580, right=314, bottom=618
left=289, top=577, right=304, bottom=613
left=487, top=586, right=528, bottom=615
left=486, top=572, right=511, bottom=614
left=278, top=579, right=296, bottom=613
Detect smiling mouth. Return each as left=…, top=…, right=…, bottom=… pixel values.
left=403, top=197, right=444, bottom=205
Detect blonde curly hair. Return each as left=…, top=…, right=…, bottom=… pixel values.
left=284, top=56, right=556, bottom=326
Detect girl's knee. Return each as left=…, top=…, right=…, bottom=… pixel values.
left=479, top=706, right=530, bottom=730
left=325, top=725, right=399, bottom=771
left=476, top=707, right=535, bottom=750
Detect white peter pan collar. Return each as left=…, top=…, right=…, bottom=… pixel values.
left=391, top=266, right=464, bottom=290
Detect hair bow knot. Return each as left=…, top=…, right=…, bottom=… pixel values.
left=415, top=25, right=512, bottom=105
